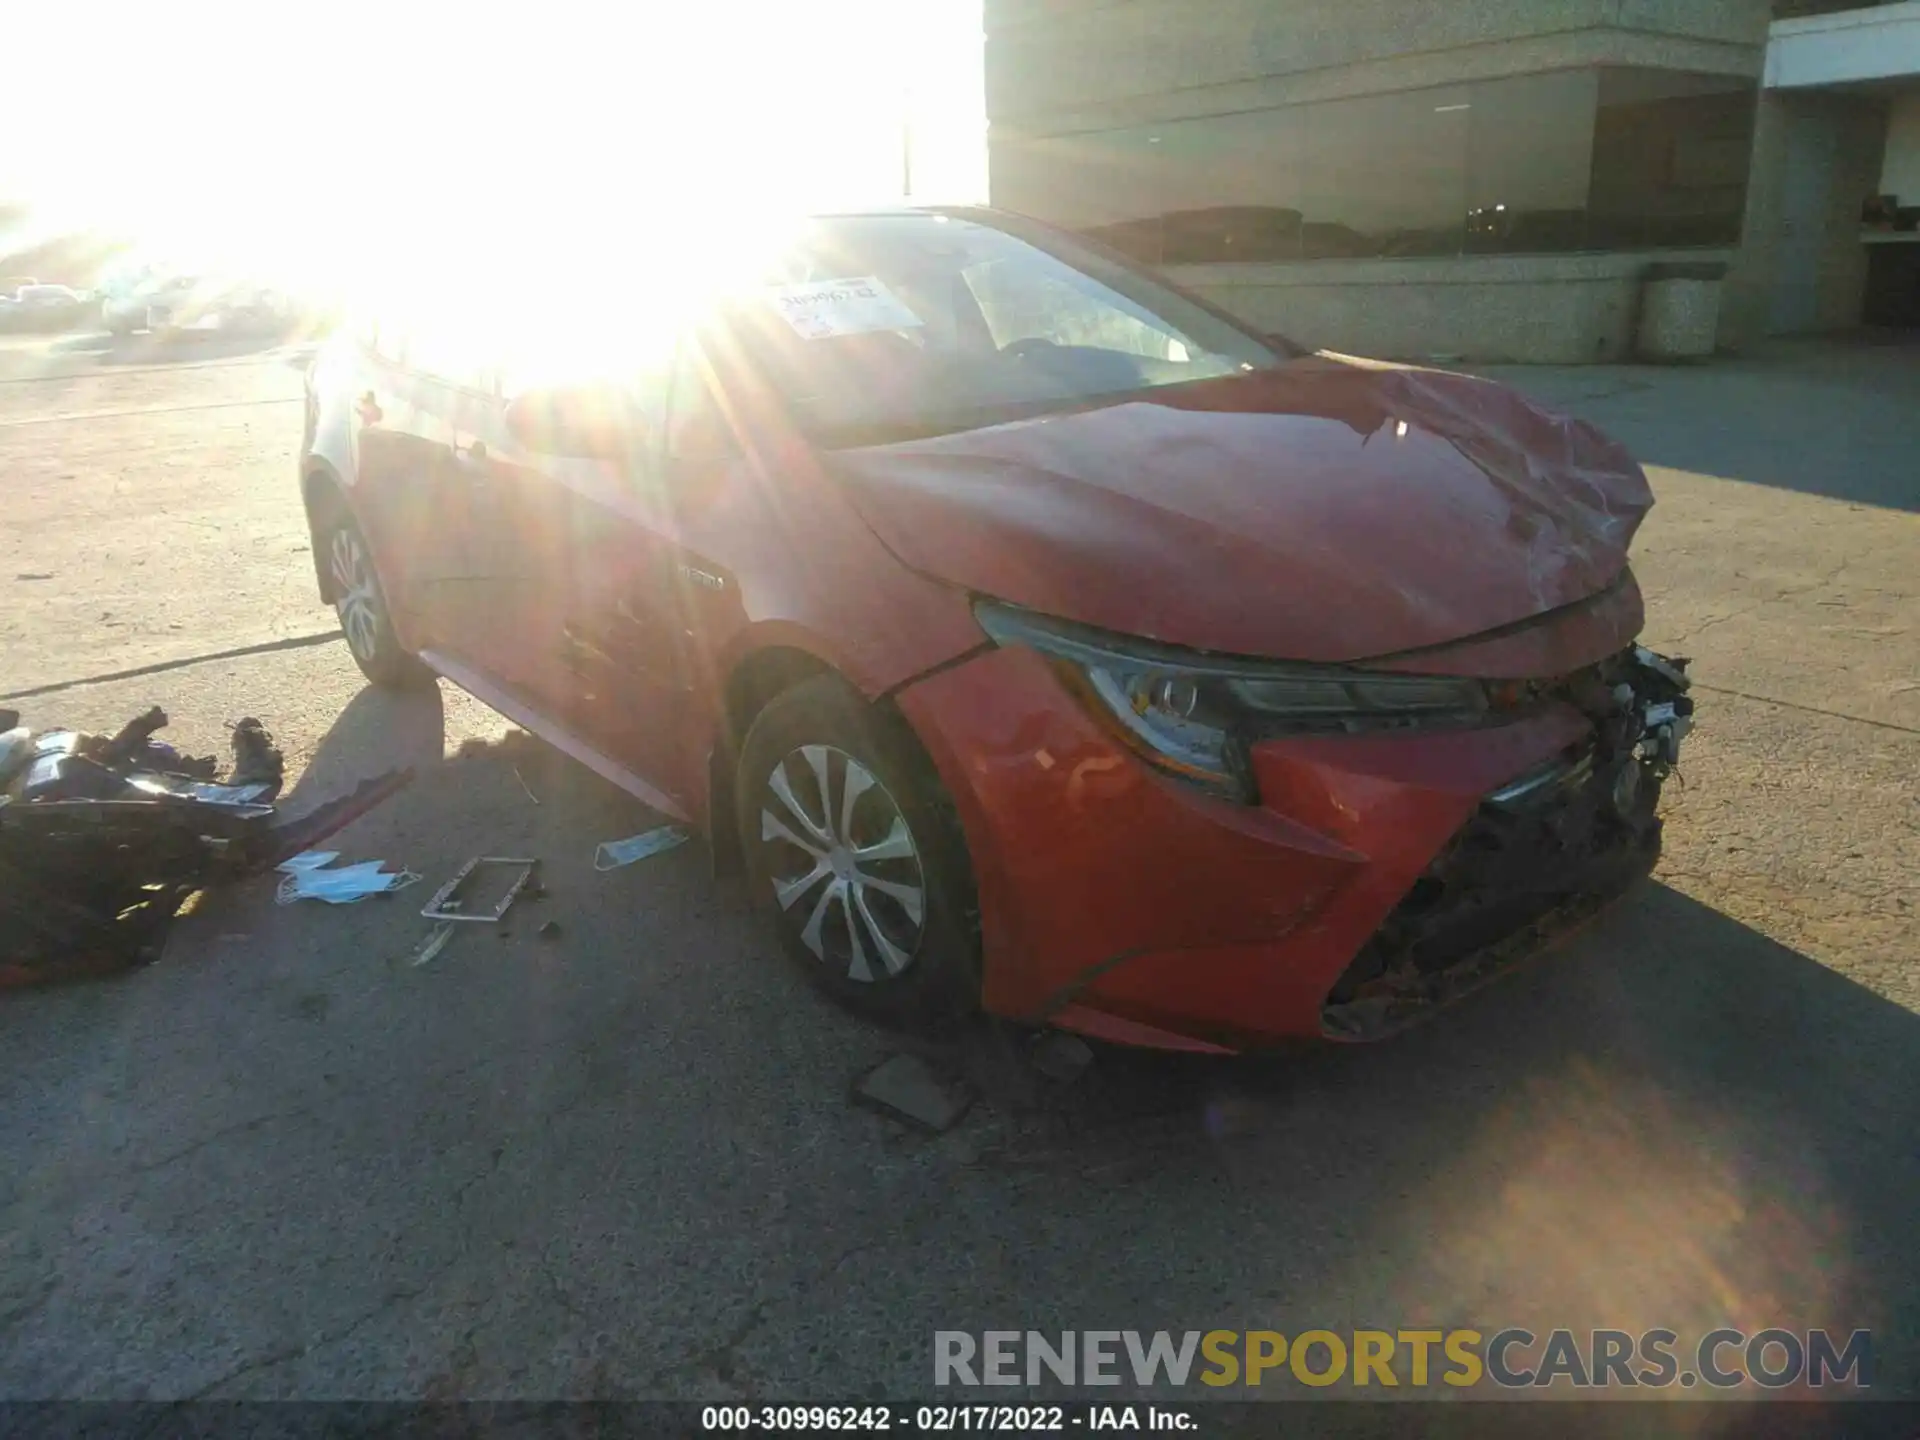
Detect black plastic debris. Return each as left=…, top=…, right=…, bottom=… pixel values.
left=1, top=706, right=411, bottom=985
left=1028, top=1031, right=1095, bottom=1086
left=9, top=706, right=281, bottom=806
left=228, top=717, right=285, bottom=791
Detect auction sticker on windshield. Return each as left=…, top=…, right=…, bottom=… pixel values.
left=768, top=277, right=922, bottom=340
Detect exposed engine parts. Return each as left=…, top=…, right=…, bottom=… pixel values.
left=1322, top=644, right=1694, bottom=1040
left=1630, top=644, right=1694, bottom=776
left=1560, top=643, right=1695, bottom=823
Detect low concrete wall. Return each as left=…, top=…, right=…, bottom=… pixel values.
left=1165, top=251, right=1734, bottom=363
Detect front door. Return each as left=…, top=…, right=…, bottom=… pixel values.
left=550, top=346, right=732, bottom=813
left=461, top=347, right=698, bottom=809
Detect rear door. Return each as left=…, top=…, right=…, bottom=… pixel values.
left=396, top=326, right=513, bottom=665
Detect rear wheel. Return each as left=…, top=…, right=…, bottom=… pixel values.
left=322, top=506, right=433, bottom=689
left=737, top=676, right=979, bottom=1028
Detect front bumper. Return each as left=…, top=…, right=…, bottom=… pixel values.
left=897, top=644, right=1676, bottom=1051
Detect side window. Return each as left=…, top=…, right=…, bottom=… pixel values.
left=495, top=348, right=677, bottom=478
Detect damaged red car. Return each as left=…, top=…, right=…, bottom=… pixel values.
left=300, top=206, right=1694, bottom=1052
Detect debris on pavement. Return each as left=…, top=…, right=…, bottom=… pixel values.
left=1028, top=1030, right=1095, bottom=1085
left=538, top=919, right=562, bottom=939
left=420, top=856, right=540, bottom=923
left=410, top=921, right=458, bottom=969
left=594, top=825, right=690, bottom=871
left=512, top=765, right=541, bottom=806
left=853, top=1052, right=974, bottom=1133
left=275, top=853, right=421, bottom=905
left=227, top=716, right=285, bottom=790
left=1, top=704, right=412, bottom=983
left=5, top=705, right=289, bottom=806
left=278, top=850, right=340, bottom=872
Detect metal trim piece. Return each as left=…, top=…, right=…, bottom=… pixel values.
left=420, top=856, right=539, bottom=923
left=1487, top=751, right=1595, bottom=808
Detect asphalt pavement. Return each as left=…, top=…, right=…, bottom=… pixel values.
left=0, top=331, right=1915, bottom=1406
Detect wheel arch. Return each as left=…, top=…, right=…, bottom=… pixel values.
left=706, top=644, right=839, bottom=875
left=705, top=637, right=961, bottom=873
left=301, top=460, right=348, bottom=602
left=722, top=647, right=984, bottom=1021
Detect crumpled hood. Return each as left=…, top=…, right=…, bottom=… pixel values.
left=831, top=354, right=1654, bottom=666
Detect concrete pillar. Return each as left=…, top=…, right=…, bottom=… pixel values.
left=1722, top=88, right=1890, bottom=346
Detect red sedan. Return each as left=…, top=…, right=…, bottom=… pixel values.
left=298, top=207, right=1693, bottom=1052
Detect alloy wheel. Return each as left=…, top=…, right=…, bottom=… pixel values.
left=329, top=526, right=384, bottom=663
left=759, top=744, right=927, bottom=983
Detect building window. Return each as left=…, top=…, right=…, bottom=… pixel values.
left=992, top=66, right=1756, bottom=264
left=1589, top=69, right=1756, bottom=249
left=1301, top=87, right=1470, bottom=259
left=1465, top=70, right=1598, bottom=254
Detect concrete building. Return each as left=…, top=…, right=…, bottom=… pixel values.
left=984, top=0, right=1920, bottom=361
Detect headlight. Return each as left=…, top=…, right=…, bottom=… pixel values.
left=974, top=601, right=1492, bottom=801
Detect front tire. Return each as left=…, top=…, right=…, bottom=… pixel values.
left=736, top=675, right=979, bottom=1029
left=321, top=507, right=433, bottom=689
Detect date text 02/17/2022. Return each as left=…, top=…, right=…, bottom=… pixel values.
left=699, top=1404, right=1197, bottom=1431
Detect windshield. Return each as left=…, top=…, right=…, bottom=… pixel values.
left=730, top=212, right=1288, bottom=443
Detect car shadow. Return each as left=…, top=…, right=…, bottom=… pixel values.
left=280, top=680, right=453, bottom=815
left=280, top=678, right=671, bottom=848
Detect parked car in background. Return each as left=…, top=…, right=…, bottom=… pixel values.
left=103, top=272, right=290, bottom=337
left=214, top=286, right=292, bottom=335
left=4, top=283, right=91, bottom=331
left=102, top=273, right=201, bottom=335
left=299, top=205, right=1695, bottom=1053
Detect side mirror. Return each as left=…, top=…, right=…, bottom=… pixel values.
left=503, top=383, right=642, bottom=460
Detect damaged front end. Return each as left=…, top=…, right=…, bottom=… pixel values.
left=1322, top=645, right=1694, bottom=1041
left=0, top=707, right=411, bottom=984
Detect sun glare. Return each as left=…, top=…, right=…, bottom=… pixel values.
left=0, top=0, right=985, bottom=362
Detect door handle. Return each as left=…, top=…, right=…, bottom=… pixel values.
left=355, top=391, right=382, bottom=425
